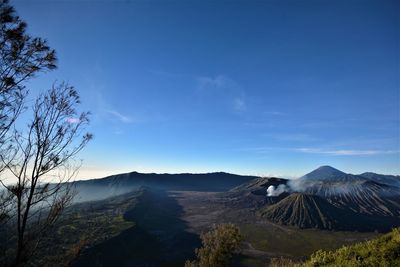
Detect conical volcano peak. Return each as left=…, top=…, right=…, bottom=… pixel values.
left=301, top=166, right=346, bottom=180
left=315, top=165, right=344, bottom=174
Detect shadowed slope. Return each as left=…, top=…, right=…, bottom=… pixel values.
left=73, top=189, right=200, bottom=267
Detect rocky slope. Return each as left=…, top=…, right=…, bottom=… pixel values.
left=291, top=166, right=400, bottom=216
left=260, top=192, right=399, bottom=231
left=238, top=166, right=400, bottom=231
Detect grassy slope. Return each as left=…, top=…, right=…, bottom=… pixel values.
left=298, top=227, right=400, bottom=267
left=239, top=224, right=380, bottom=267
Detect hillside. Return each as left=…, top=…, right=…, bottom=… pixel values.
left=260, top=193, right=399, bottom=231
left=224, top=177, right=290, bottom=208
left=297, top=227, right=400, bottom=267
left=27, top=188, right=200, bottom=267
left=360, top=172, right=400, bottom=187
left=17, top=189, right=146, bottom=266
left=260, top=193, right=343, bottom=229
left=261, top=193, right=346, bottom=230
left=230, top=177, right=288, bottom=193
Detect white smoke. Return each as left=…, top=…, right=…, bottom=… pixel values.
left=287, top=179, right=304, bottom=192
left=265, top=177, right=359, bottom=198
left=267, top=184, right=288, bottom=197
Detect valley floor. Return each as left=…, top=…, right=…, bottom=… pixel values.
left=131, top=190, right=380, bottom=267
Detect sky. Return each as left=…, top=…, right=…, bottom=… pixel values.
left=12, top=0, right=400, bottom=179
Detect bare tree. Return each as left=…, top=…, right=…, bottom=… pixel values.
left=0, top=0, right=57, bottom=226
left=0, top=0, right=56, bottom=154
left=0, top=2, right=91, bottom=265
left=0, top=83, right=92, bottom=266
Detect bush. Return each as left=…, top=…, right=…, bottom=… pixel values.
left=185, top=223, right=242, bottom=267
left=269, top=257, right=297, bottom=267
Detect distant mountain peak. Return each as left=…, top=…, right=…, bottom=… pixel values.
left=360, top=172, right=376, bottom=176
left=301, top=166, right=345, bottom=180
left=315, top=165, right=344, bottom=173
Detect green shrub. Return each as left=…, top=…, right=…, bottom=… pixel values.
left=185, top=223, right=242, bottom=267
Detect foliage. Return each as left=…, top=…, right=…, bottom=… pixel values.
left=268, top=257, right=297, bottom=267
left=268, top=228, right=400, bottom=267
left=185, top=223, right=242, bottom=267
left=0, top=0, right=56, bottom=143
left=299, top=227, right=400, bottom=267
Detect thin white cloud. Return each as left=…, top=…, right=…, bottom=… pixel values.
left=233, top=97, right=246, bottom=112
left=237, top=146, right=399, bottom=156
left=195, top=75, right=247, bottom=113
left=106, top=110, right=134, bottom=123
left=295, top=148, right=398, bottom=156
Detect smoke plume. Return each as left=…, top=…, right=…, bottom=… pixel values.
left=267, top=184, right=288, bottom=197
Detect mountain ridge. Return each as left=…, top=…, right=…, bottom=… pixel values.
left=71, top=171, right=259, bottom=202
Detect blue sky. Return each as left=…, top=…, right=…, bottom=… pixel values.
left=13, top=0, right=399, bottom=178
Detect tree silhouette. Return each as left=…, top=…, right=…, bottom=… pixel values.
left=0, top=0, right=56, bottom=145
left=0, top=1, right=91, bottom=266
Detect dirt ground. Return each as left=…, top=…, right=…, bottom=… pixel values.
left=168, top=190, right=380, bottom=266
